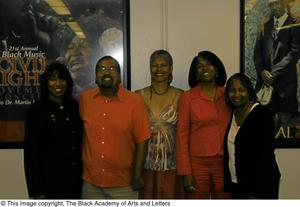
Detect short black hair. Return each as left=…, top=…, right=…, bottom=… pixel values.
left=188, top=50, right=227, bottom=88
left=150, top=49, right=173, bottom=66
left=40, top=62, right=73, bottom=102
left=95, top=56, right=121, bottom=73
left=225, top=73, right=257, bottom=108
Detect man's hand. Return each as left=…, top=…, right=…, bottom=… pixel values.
left=132, top=141, right=148, bottom=191
left=261, top=70, right=274, bottom=86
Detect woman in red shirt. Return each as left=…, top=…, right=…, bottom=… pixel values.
left=176, top=51, right=231, bottom=199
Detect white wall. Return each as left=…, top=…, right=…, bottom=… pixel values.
left=276, top=149, right=300, bottom=198
left=131, top=0, right=240, bottom=91
left=0, top=150, right=27, bottom=198
left=0, top=0, right=299, bottom=199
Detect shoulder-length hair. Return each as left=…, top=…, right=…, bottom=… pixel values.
left=40, top=62, right=73, bottom=102
left=188, top=50, right=227, bottom=88
left=225, top=73, right=257, bottom=107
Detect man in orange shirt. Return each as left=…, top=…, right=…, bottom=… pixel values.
left=79, top=56, right=150, bottom=199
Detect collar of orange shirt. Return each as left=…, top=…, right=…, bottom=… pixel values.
left=91, top=84, right=127, bottom=101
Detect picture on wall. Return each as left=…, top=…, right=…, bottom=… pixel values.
left=0, top=0, right=130, bottom=148
left=243, top=0, right=300, bottom=147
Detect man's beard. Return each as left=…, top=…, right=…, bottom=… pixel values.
left=98, top=74, right=116, bottom=89
left=101, top=81, right=114, bottom=88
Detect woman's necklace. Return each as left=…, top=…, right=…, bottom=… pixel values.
left=150, top=84, right=169, bottom=100
left=151, top=84, right=169, bottom=95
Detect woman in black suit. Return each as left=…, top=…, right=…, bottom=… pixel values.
left=224, top=73, right=281, bottom=199
left=24, top=62, right=82, bottom=199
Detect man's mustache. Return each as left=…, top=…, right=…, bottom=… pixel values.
left=101, top=74, right=113, bottom=81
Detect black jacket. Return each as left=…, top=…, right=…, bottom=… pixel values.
left=24, top=98, right=83, bottom=198
left=254, top=15, right=300, bottom=99
left=224, top=105, right=281, bottom=198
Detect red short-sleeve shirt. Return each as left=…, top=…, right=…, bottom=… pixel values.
left=79, top=85, right=150, bottom=187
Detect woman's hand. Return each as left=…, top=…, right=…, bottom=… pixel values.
left=32, top=194, right=46, bottom=199
left=183, top=175, right=196, bottom=193
left=131, top=176, right=144, bottom=191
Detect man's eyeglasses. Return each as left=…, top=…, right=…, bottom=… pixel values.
left=97, top=66, right=118, bottom=72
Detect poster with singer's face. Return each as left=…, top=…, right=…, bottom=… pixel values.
left=244, top=0, right=300, bottom=147
left=0, top=0, right=128, bottom=146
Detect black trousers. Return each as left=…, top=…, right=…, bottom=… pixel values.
left=230, top=181, right=279, bottom=199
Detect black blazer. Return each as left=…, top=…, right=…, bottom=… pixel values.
left=24, top=98, right=83, bottom=198
left=224, top=105, right=281, bottom=198
left=254, top=15, right=300, bottom=98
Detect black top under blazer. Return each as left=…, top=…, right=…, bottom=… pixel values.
left=224, top=105, right=281, bottom=198
left=24, top=98, right=83, bottom=198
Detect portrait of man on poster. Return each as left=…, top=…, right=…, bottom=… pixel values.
left=253, top=0, right=300, bottom=127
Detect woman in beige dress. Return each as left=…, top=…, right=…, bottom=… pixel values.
left=136, top=50, right=183, bottom=198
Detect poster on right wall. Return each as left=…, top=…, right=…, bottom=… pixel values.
left=243, top=0, right=300, bottom=147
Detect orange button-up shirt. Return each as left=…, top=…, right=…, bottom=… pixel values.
left=79, top=85, right=150, bottom=187
left=176, top=86, right=231, bottom=175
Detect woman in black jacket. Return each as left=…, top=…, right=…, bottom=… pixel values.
left=224, top=73, right=281, bottom=199
left=24, top=62, right=82, bottom=199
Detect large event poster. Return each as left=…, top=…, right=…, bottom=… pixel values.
left=244, top=0, right=300, bottom=147
left=0, top=0, right=129, bottom=147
